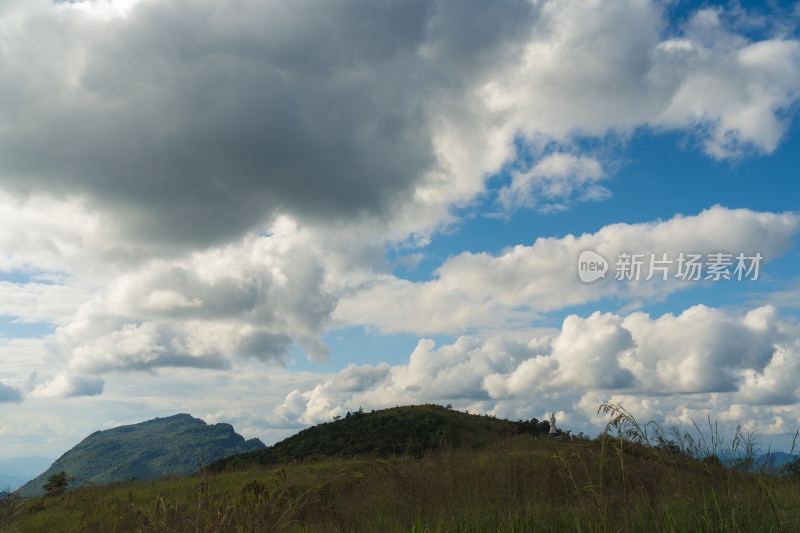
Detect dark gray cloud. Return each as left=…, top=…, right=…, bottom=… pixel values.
left=1, top=0, right=796, bottom=255
left=61, top=375, right=105, bottom=398
left=0, top=0, right=535, bottom=249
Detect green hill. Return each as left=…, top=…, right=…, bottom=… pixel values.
left=211, top=404, right=551, bottom=470
left=21, top=414, right=264, bottom=496
left=12, top=430, right=800, bottom=532
left=8, top=404, right=800, bottom=532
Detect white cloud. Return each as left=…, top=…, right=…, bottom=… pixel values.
left=271, top=303, right=800, bottom=443
left=738, top=340, right=800, bottom=406
left=486, top=2, right=800, bottom=158
left=498, top=153, right=610, bottom=212
left=66, top=0, right=154, bottom=21
left=273, top=385, right=345, bottom=426
left=31, top=373, right=104, bottom=399
left=0, top=192, right=126, bottom=276
left=66, top=321, right=231, bottom=374
left=38, top=217, right=341, bottom=375
left=337, top=206, right=799, bottom=335
left=619, top=305, right=779, bottom=394
left=0, top=206, right=795, bottom=410
left=0, top=282, right=94, bottom=326
left=654, top=12, right=800, bottom=158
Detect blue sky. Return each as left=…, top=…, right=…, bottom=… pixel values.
left=1, top=0, right=800, bottom=462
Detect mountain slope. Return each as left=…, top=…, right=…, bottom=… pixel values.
left=21, top=414, right=264, bottom=496
left=211, top=404, right=551, bottom=470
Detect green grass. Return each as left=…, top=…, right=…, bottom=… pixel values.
left=8, top=404, right=800, bottom=532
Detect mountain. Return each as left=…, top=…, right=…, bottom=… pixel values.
left=757, top=451, right=797, bottom=468
left=0, top=474, right=25, bottom=492
left=720, top=450, right=799, bottom=474
left=211, top=404, right=552, bottom=470
left=21, top=414, right=264, bottom=496
left=749, top=451, right=797, bottom=474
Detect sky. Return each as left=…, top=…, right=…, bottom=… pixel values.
left=1, top=0, right=800, bottom=460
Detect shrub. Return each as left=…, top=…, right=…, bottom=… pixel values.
left=783, top=456, right=800, bottom=477
left=42, top=472, right=75, bottom=497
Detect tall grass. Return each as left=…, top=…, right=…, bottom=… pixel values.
left=0, top=489, right=25, bottom=533
left=10, top=406, right=800, bottom=532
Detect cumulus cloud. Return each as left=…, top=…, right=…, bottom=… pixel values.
left=620, top=305, right=779, bottom=394
left=483, top=305, right=794, bottom=400
left=737, top=345, right=800, bottom=406
left=48, top=218, right=338, bottom=374
left=269, top=335, right=542, bottom=427
left=522, top=312, right=635, bottom=391
left=653, top=12, right=800, bottom=158
left=273, top=387, right=343, bottom=426
left=489, top=2, right=800, bottom=158
left=336, top=206, right=799, bottom=335
left=66, top=321, right=232, bottom=373
left=273, top=304, right=800, bottom=437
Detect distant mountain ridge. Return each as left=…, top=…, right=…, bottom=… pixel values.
left=0, top=474, right=26, bottom=492
left=21, top=414, right=264, bottom=496
left=0, top=456, right=54, bottom=491
left=720, top=451, right=799, bottom=473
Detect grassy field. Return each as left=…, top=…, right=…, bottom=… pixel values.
left=4, top=403, right=800, bottom=532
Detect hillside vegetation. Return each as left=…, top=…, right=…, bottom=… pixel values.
left=210, top=404, right=552, bottom=470
left=5, top=403, right=800, bottom=532
left=21, top=414, right=264, bottom=497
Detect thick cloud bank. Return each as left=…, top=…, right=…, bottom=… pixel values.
left=0, top=205, right=789, bottom=400
left=0, top=0, right=797, bottom=249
